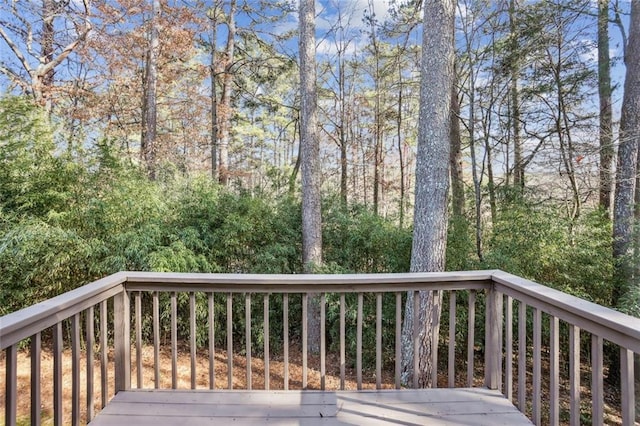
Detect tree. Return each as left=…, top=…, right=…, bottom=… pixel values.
left=401, top=0, right=455, bottom=387
left=598, top=0, right=613, bottom=211
left=613, top=0, right=639, bottom=303
left=299, top=0, right=322, bottom=354
left=141, top=0, right=160, bottom=180
left=0, top=0, right=92, bottom=113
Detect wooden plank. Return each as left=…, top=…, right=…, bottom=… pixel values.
left=302, top=293, right=308, bottom=390
left=569, top=325, right=580, bottom=426
left=518, top=301, right=527, bottom=413
left=153, top=292, right=160, bottom=389
left=357, top=292, right=363, bottom=390
left=31, top=332, right=42, bottom=425
left=432, top=290, right=440, bottom=388
left=171, top=292, right=177, bottom=389
left=413, top=290, right=419, bottom=389
left=395, top=292, right=401, bottom=390
left=448, top=290, right=456, bottom=388
left=591, top=334, right=604, bottom=426
left=505, top=296, right=513, bottom=402
left=190, top=292, right=196, bottom=390
left=208, top=292, right=215, bottom=390
left=53, top=322, right=63, bottom=426
left=550, top=315, right=559, bottom=426
left=227, top=293, right=233, bottom=390
left=135, top=292, right=142, bottom=389
left=532, top=307, right=541, bottom=425
left=493, top=271, right=640, bottom=354
left=100, top=300, right=108, bottom=408
left=264, top=294, right=270, bottom=391
left=245, top=293, right=252, bottom=390
left=0, top=272, right=126, bottom=350
left=72, top=314, right=81, bottom=426
left=467, top=290, right=476, bottom=387
left=283, top=293, right=289, bottom=390
left=6, top=345, right=17, bottom=426
left=485, top=287, right=501, bottom=390
left=86, top=307, right=95, bottom=422
left=320, top=293, right=325, bottom=391
left=620, top=347, right=635, bottom=426
left=376, top=292, right=382, bottom=390
left=340, top=293, right=346, bottom=390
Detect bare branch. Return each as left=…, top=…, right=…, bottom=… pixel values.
left=0, top=25, right=32, bottom=76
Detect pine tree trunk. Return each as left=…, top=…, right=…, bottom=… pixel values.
left=218, top=0, right=236, bottom=186
left=598, top=0, right=614, bottom=211
left=509, top=0, right=524, bottom=189
left=612, top=0, right=640, bottom=305
left=209, top=5, right=219, bottom=181
left=141, top=0, right=160, bottom=180
left=401, top=0, right=455, bottom=388
left=299, top=0, right=322, bottom=353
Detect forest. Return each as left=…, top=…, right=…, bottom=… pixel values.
left=0, top=0, right=638, bottom=326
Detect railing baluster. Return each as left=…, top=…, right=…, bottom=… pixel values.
left=135, top=291, right=142, bottom=389
left=245, top=293, right=252, bottom=390
left=448, top=290, right=456, bottom=388
left=505, top=296, right=513, bottom=401
left=569, top=325, right=580, bottom=426
left=591, top=335, right=604, bottom=426
left=302, top=293, right=308, bottom=390
left=467, top=290, right=476, bottom=387
left=6, top=344, right=17, bottom=426
left=31, top=332, right=42, bottom=425
left=283, top=293, right=289, bottom=390
left=357, top=292, right=363, bottom=390
left=413, top=290, right=419, bottom=389
left=227, top=292, right=233, bottom=390
left=208, top=292, right=215, bottom=390
left=518, top=301, right=527, bottom=413
left=72, top=314, right=80, bottom=426
left=432, top=290, right=440, bottom=388
left=320, top=293, right=326, bottom=391
left=621, top=348, right=635, bottom=426
left=53, top=322, right=63, bottom=426
left=153, top=292, right=160, bottom=389
left=100, top=300, right=108, bottom=409
left=376, top=292, right=382, bottom=390
left=86, top=306, right=95, bottom=422
left=395, top=292, right=402, bottom=390
left=190, top=292, right=197, bottom=390
left=550, top=315, right=559, bottom=426
left=171, top=292, right=177, bottom=389
left=264, top=294, right=270, bottom=391
left=340, top=293, right=346, bottom=390
left=532, top=307, right=541, bottom=425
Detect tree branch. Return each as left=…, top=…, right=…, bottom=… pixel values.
left=0, top=25, right=32, bottom=76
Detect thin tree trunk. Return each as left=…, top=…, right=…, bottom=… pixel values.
left=218, top=0, right=237, bottom=186
left=401, top=0, right=455, bottom=388
left=141, top=0, right=160, bottom=180
left=398, top=63, right=406, bottom=228
left=509, top=0, right=523, bottom=189
left=209, top=5, right=219, bottom=181
left=449, top=79, right=464, bottom=220
left=299, top=0, right=322, bottom=353
left=598, top=0, right=614, bottom=211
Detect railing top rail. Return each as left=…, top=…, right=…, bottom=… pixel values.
left=492, top=270, right=640, bottom=352
left=0, top=272, right=127, bottom=350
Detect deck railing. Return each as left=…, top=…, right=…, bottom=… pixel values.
left=1, top=270, right=639, bottom=426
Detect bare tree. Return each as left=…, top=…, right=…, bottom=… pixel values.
left=401, top=0, right=455, bottom=387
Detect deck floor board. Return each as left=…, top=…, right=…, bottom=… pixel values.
left=90, top=388, right=533, bottom=425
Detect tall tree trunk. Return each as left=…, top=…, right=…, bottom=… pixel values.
left=368, top=2, right=382, bottom=216
left=612, top=0, right=640, bottom=306
left=218, top=0, right=236, bottom=186
left=449, top=80, right=464, bottom=220
left=397, top=62, right=406, bottom=228
left=209, top=5, right=219, bottom=181
left=509, top=0, right=524, bottom=189
left=598, top=0, right=614, bottom=212
left=401, top=0, right=454, bottom=388
left=338, top=45, right=348, bottom=204
left=141, top=0, right=160, bottom=180
left=39, top=0, right=56, bottom=112
left=299, top=0, right=322, bottom=354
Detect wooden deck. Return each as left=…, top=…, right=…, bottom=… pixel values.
left=89, top=388, right=532, bottom=425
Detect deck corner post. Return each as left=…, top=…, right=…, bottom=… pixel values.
left=484, top=284, right=503, bottom=390
left=114, top=286, right=131, bottom=392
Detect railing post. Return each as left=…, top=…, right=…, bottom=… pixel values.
left=484, top=284, right=503, bottom=390
left=114, top=287, right=131, bottom=392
